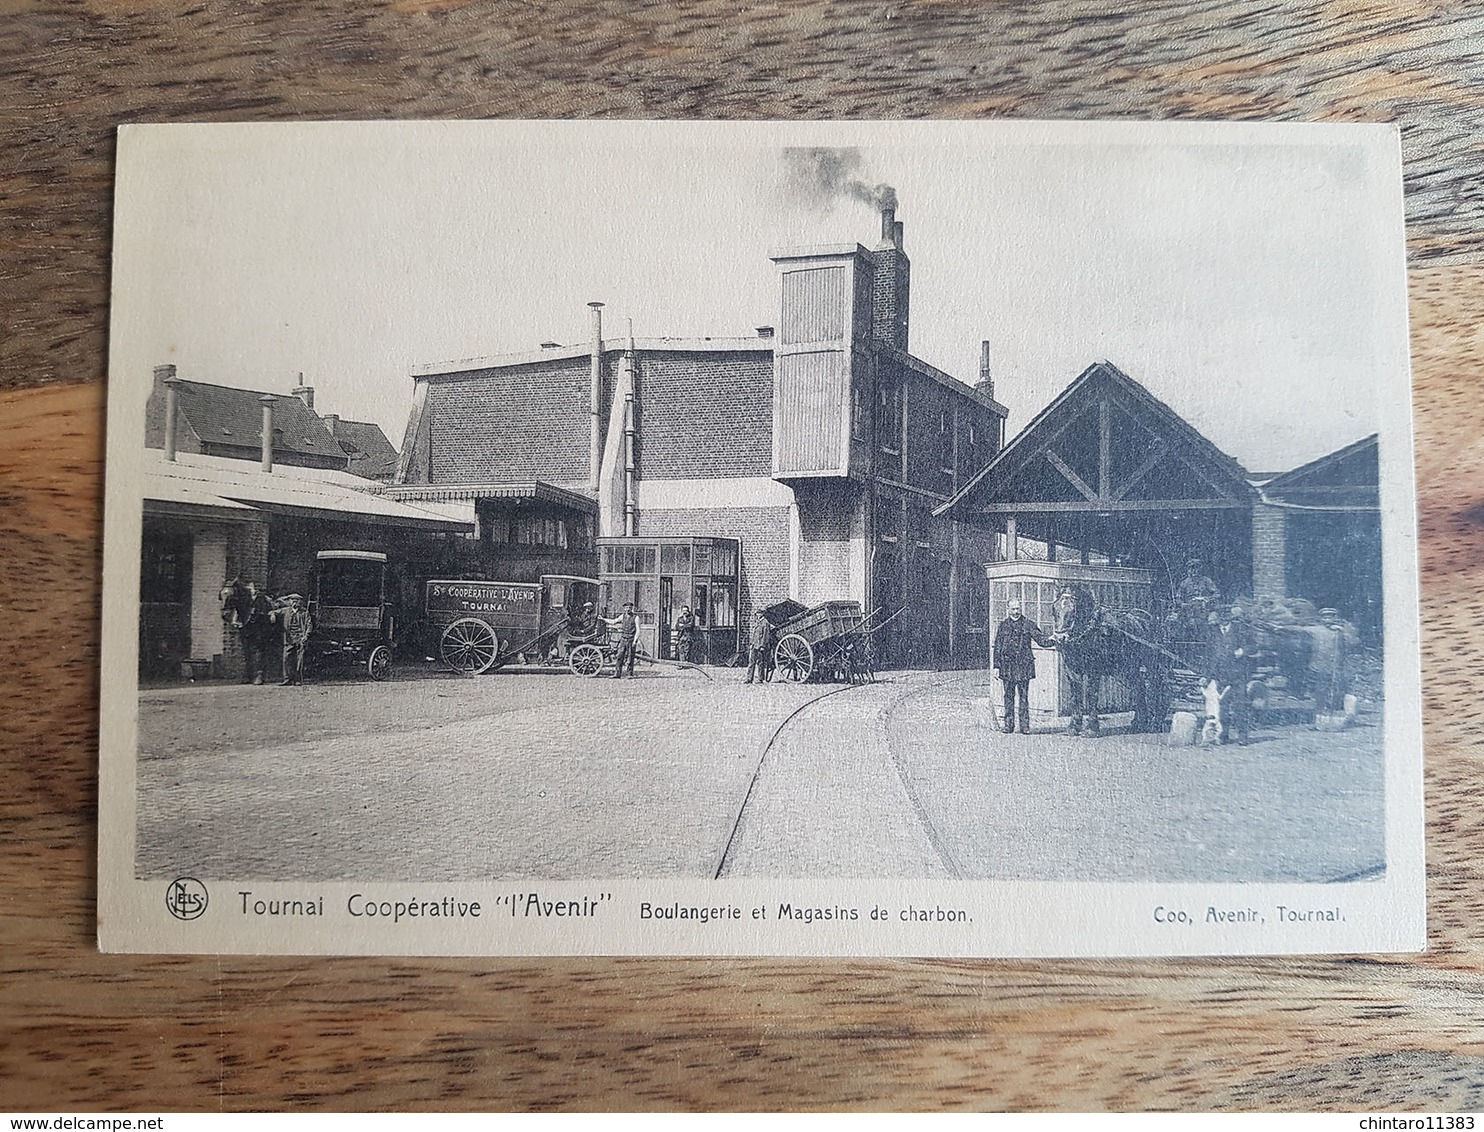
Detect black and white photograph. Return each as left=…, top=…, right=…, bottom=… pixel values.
left=98, top=119, right=1423, bottom=957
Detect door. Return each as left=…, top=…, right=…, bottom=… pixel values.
left=658, top=576, right=674, bottom=659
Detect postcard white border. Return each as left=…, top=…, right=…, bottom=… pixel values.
left=99, top=119, right=1425, bottom=957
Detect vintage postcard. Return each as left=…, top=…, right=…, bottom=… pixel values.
left=98, top=119, right=1423, bottom=956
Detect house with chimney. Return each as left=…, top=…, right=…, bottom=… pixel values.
left=144, top=366, right=399, bottom=480
left=139, top=368, right=468, bottom=681
left=390, top=208, right=1010, bottom=666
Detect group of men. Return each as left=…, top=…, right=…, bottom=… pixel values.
left=990, top=558, right=1262, bottom=742
left=226, top=580, right=314, bottom=687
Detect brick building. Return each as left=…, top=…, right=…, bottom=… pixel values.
left=391, top=208, right=1010, bottom=667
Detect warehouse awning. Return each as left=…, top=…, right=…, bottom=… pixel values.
left=934, top=361, right=1257, bottom=595
left=382, top=481, right=597, bottom=513
left=142, top=449, right=473, bottom=533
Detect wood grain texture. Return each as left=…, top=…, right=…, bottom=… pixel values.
left=4, top=0, right=1484, bottom=1111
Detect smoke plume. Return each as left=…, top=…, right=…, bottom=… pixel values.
left=781, top=147, right=897, bottom=214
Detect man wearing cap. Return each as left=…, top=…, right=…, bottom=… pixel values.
left=272, top=593, right=313, bottom=687
left=992, top=599, right=1049, bottom=734
left=1204, top=604, right=1254, bottom=743
left=605, top=601, right=639, bottom=678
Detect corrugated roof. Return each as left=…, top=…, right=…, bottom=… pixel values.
left=172, top=380, right=345, bottom=461
left=142, top=449, right=472, bottom=531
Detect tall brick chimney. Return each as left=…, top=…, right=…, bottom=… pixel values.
left=870, top=205, right=910, bottom=350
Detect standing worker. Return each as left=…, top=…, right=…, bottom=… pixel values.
left=1204, top=605, right=1254, bottom=743
left=238, top=580, right=277, bottom=685
left=745, top=610, right=772, bottom=684
left=605, top=600, right=639, bottom=679
left=674, top=604, right=697, bottom=663
left=273, top=593, right=313, bottom=687
left=992, top=599, right=1049, bottom=734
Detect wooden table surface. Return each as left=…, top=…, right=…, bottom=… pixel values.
left=5, top=0, right=1484, bottom=1112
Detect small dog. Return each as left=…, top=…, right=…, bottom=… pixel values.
left=1200, top=680, right=1231, bottom=745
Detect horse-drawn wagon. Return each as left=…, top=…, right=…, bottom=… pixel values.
left=307, top=550, right=398, bottom=681
left=763, top=599, right=882, bottom=684
left=425, top=574, right=601, bottom=676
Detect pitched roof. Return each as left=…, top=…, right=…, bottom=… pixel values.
left=330, top=418, right=399, bottom=479
left=935, top=361, right=1254, bottom=521
left=142, top=449, right=472, bottom=532
left=1262, top=433, right=1378, bottom=499
left=171, top=380, right=345, bottom=463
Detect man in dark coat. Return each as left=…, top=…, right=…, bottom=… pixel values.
left=992, top=600, right=1049, bottom=734
left=1204, top=605, right=1254, bottom=743
left=238, top=580, right=277, bottom=685
left=674, top=604, right=697, bottom=663
left=745, top=610, right=772, bottom=684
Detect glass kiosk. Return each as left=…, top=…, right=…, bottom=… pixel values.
left=597, top=536, right=741, bottom=664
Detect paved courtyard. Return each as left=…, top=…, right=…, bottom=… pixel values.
left=135, top=663, right=1386, bottom=883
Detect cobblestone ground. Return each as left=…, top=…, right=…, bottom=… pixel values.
left=136, top=664, right=1386, bottom=883
left=882, top=671, right=1387, bottom=883
left=136, top=663, right=831, bottom=881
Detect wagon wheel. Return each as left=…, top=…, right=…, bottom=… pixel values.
left=440, top=617, right=499, bottom=675
left=568, top=642, right=605, bottom=678
left=366, top=643, right=393, bottom=682
left=774, top=633, right=814, bottom=682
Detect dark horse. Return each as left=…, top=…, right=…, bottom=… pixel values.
left=220, top=576, right=279, bottom=682
left=1049, top=584, right=1169, bottom=736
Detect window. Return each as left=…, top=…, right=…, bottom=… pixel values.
left=877, top=380, right=901, bottom=453
left=514, top=514, right=569, bottom=548
left=140, top=531, right=191, bottom=604
left=660, top=544, right=691, bottom=573
left=602, top=545, right=657, bottom=575
left=710, top=582, right=737, bottom=628
left=710, top=542, right=737, bottom=577
left=318, top=558, right=383, bottom=607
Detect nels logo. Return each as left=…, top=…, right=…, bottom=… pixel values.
left=166, top=877, right=208, bottom=921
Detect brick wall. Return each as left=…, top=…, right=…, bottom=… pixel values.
left=870, top=246, right=910, bottom=350
left=422, top=354, right=613, bottom=485
left=1252, top=502, right=1287, bottom=601
left=635, top=350, right=773, bottom=479
left=635, top=505, right=791, bottom=628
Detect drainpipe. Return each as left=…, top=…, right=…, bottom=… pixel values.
left=624, top=320, right=637, bottom=537
left=259, top=394, right=276, bottom=472
left=160, top=369, right=181, bottom=461
left=623, top=390, right=636, bottom=536
left=588, top=302, right=604, bottom=496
